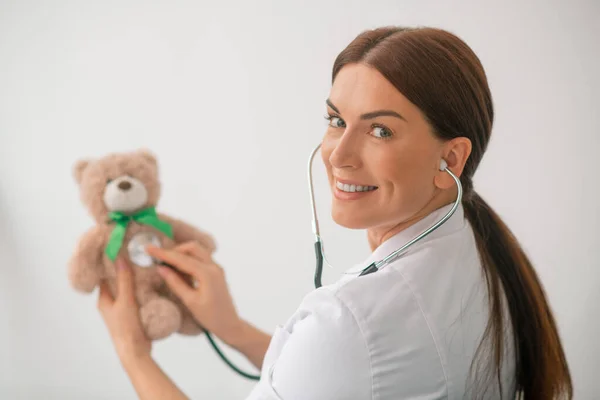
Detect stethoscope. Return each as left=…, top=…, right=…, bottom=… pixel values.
left=160, top=143, right=462, bottom=381
left=307, top=143, right=463, bottom=287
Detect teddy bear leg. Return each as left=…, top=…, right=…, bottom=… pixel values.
left=139, top=297, right=182, bottom=340
left=178, top=312, right=204, bottom=335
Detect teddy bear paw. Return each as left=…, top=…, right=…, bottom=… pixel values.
left=140, top=298, right=182, bottom=340
left=178, top=314, right=204, bottom=335
left=69, top=271, right=99, bottom=293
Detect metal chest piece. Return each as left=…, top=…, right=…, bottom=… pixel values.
left=127, top=231, right=161, bottom=267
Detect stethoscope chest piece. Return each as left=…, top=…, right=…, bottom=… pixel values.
left=127, top=232, right=161, bottom=267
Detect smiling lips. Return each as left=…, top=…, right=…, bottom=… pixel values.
left=334, top=179, right=378, bottom=200
left=336, top=180, right=377, bottom=193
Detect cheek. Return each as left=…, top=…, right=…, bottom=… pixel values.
left=377, top=148, right=435, bottom=202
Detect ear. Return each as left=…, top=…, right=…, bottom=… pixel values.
left=434, top=137, right=472, bottom=190
left=73, top=159, right=90, bottom=185
left=137, top=148, right=157, bottom=167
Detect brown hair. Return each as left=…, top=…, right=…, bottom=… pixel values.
left=332, top=26, right=572, bottom=399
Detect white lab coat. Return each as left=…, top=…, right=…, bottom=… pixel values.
left=245, top=203, right=517, bottom=399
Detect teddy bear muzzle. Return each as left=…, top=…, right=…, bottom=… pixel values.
left=103, top=175, right=148, bottom=213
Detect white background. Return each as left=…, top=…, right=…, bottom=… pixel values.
left=1, top=0, right=598, bottom=398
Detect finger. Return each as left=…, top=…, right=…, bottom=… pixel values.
left=116, top=258, right=136, bottom=304
left=174, top=242, right=223, bottom=279
left=97, top=280, right=114, bottom=312
left=146, top=245, right=206, bottom=278
left=174, top=241, right=212, bottom=262
left=157, top=266, right=196, bottom=304
left=174, top=242, right=222, bottom=277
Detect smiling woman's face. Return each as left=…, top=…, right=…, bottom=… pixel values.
left=321, top=63, right=455, bottom=236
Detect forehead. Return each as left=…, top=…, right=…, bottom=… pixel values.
left=329, top=63, right=418, bottom=119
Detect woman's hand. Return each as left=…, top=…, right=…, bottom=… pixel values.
left=146, top=242, right=244, bottom=347
left=97, top=258, right=152, bottom=365
left=97, top=259, right=190, bottom=400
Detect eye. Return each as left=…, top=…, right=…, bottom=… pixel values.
left=325, top=114, right=346, bottom=129
left=371, top=125, right=393, bottom=139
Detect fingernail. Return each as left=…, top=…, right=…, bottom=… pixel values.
left=157, top=266, right=169, bottom=276
left=117, top=259, right=127, bottom=270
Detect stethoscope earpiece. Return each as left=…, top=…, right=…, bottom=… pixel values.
left=440, top=159, right=448, bottom=171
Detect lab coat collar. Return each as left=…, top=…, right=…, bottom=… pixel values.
left=345, top=202, right=466, bottom=275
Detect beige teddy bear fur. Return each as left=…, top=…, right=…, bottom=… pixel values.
left=68, top=148, right=216, bottom=340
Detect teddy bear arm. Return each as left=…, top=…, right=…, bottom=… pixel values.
left=68, top=225, right=105, bottom=293
left=159, top=213, right=216, bottom=253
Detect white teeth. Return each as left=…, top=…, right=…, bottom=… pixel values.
left=336, top=181, right=377, bottom=193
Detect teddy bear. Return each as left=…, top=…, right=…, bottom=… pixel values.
left=68, top=148, right=216, bottom=340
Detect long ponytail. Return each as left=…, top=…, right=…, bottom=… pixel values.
left=464, top=191, right=572, bottom=399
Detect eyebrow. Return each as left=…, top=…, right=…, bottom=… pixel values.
left=326, top=99, right=340, bottom=113
left=326, top=99, right=406, bottom=121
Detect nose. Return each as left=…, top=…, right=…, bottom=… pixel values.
left=118, top=180, right=132, bottom=191
left=328, top=131, right=362, bottom=170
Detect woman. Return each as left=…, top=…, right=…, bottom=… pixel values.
left=98, top=26, right=573, bottom=399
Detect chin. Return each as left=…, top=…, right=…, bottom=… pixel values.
left=331, top=207, right=371, bottom=230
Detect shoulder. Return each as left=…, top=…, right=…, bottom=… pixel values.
left=248, top=224, right=487, bottom=399
left=249, top=273, right=449, bottom=400
left=319, top=224, right=484, bottom=397
left=328, top=265, right=451, bottom=397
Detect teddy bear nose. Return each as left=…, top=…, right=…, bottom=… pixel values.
left=118, top=181, right=132, bottom=191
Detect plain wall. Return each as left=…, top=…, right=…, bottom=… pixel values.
left=1, top=0, right=598, bottom=398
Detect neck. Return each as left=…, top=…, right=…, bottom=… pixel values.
left=367, top=186, right=457, bottom=252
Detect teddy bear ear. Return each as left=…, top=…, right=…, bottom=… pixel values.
left=137, top=148, right=157, bottom=167
left=73, top=159, right=90, bottom=185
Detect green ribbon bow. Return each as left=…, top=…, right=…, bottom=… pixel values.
left=105, top=206, right=173, bottom=261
